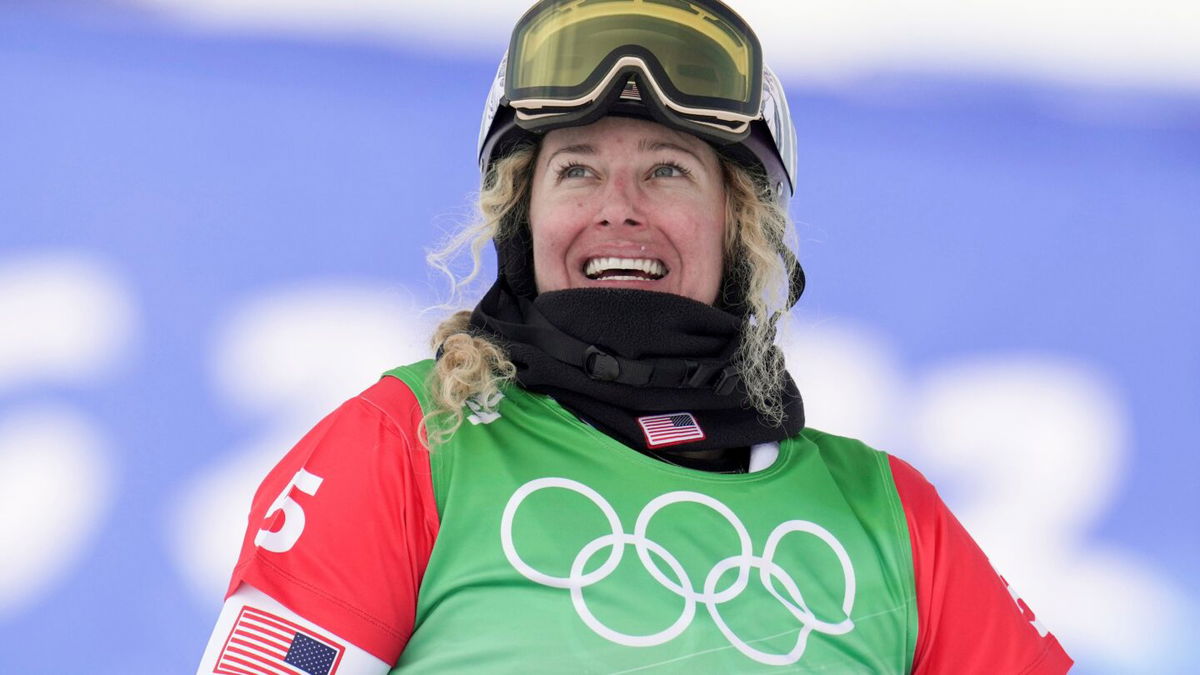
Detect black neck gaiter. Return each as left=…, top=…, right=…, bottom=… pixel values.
left=469, top=280, right=805, bottom=453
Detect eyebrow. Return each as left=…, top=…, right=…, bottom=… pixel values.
left=544, top=143, right=595, bottom=166
left=638, top=139, right=706, bottom=165
left=542, top=138, right=709, bottom=169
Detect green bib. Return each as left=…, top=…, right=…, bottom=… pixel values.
left=388, top=361, right=917, bottom=673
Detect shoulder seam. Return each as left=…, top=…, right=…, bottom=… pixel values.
left=357, top=390, right=408, bottom=437
left=253, top=551, right=406, bottom=640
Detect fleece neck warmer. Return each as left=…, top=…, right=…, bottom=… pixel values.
left=468, top=281, right=805, bottom=455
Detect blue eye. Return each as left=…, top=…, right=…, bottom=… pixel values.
left=652, top=163, right=690, bottom=178
left=560, top=164, right=589, bottom=179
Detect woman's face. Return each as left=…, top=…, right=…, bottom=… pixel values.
left=528, top=116, right=727, bottom=304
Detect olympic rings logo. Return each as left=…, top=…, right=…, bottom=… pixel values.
left=500, top=477, right=857, bottom=666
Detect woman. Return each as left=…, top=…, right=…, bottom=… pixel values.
left=199, top=1, right=1073, bottom=672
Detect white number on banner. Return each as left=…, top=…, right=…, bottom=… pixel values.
left=1005, top=578, right=1049, bottom=637
left=254, top=468, right=324, bottom=553
left=466, top=391, right=504, bottom=425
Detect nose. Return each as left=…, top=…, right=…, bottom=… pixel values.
left=594, top=173, right=644, bottom=227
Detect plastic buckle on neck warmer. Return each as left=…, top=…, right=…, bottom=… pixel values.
left=683, top=361, right=739, bottom=395
left=712, top=367, right=739, bottom=396
left=584, top=345, right=621, bottom=382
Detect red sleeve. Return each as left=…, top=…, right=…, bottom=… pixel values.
left=226, top=376, right=439, bottom=666
left=888, top=455, right=1073, bottom=674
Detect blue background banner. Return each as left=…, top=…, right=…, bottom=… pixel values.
left=1, top=2, right=1197, bottom=672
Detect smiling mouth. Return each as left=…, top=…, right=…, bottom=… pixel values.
left=584, top=257, right=668, bottom=281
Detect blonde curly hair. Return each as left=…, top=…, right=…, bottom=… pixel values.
left=422, top=141, right=797, bottom=446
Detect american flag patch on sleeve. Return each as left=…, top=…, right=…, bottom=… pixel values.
left=214, top=606, right=345, bottom=675
left=637, top=412, right=706, bottom=448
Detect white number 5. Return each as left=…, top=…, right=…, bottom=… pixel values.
left=254, top=468, right=324, bottom=553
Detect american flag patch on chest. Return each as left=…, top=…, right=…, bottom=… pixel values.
left=637, top=412, right=706, bottom=448
left=214, top=606, right=345, bottom=675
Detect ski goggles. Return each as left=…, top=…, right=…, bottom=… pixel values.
left=504, top=0, right=764, bottom=143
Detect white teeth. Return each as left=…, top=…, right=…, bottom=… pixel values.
left=584, top=257, right=667, bottom=279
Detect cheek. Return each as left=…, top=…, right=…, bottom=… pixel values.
left=701, top=218, right=728, bottom=283
left=690, top=194, right=727, bottom=261
left=689, top=195, right=728, bottom=302
left=527, top=196, right=574, bottom=292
